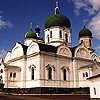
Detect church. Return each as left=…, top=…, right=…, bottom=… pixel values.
left=0, top=1, right=100, bottom=99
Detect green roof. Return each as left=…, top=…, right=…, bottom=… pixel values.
left=45, top=14, right=71, bottom=28
left=25, top=28, right=37, bottom=39
left=79, top=26, right=92, bottom=38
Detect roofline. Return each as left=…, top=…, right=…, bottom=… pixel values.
left=87, top=74, right=100, bottom=80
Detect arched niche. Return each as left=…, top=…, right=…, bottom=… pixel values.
left=27, top=42, right=40, bottom=55
left=57, top=46, right=72, bottom=57
left=61, top=66, right=70, bottom=81
left=11, top=43, right=24, bottom=59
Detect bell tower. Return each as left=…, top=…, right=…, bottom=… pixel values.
left=79, top=26, right=92, bottom=48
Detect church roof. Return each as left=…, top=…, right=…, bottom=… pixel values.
left=79, top=26, right=92, bottom=38
left=18, top=42, right=58, bottom=55
left=25, top=28, right=38, bottom=39
left=87, top=74, right=100, bottom=80
left=69, top=43, right=82, bottom=57
left=18, top=42, right=28, bottom=55
left=45, top=14, right=71, bottom=29
left=38, top=43, right=58, bottom=53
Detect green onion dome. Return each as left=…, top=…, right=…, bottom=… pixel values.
left=45, top=14, right=71, bottom=28
left=25, top=28, right=37, bottom=39
left=79, top=26, right=92, bottom=38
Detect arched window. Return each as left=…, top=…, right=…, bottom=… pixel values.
left=32, top=68, right=34, bottom=80
left=81, top=40, right=83, bottom=43
left=94, top=88, right=96, bottom=95
left=1, top=69, right=3, bottom=73
left=0, top=75, right=2, bottom=82
left=86, top=72, right=88, bottom=77
left=83, top=73, right=85, bottom=77
left=65, top=34, right=68, bottom=42
left=13, top=73, right=16, bottom=78
left=59, top=30, right=62, bottom=38
left=47, top=35, right=49, bottom=43
left=63, top=69, right=66, bottom=81
left=48, top=67, right=52, bottom=80
left=10, top=72, right=12, bottom=78
left=89, top=39, right=91, bottom=47
left=0, top=75, right=2, bottom=79
left=50, top=31, right=52, bottom=38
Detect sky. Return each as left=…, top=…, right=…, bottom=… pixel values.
left=0, top=0, right=100, bottom=58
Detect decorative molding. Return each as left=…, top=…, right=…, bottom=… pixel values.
left=5, top=52, right=39, bottom=64
left=45, top=64, right=55, bottom=71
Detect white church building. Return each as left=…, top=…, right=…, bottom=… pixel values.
left=0, top=2, right=100, bottom=99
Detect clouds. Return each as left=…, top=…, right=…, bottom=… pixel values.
left=69, top=0, right=100, bottom=16
left=0, top=16, right=13, bottom=29
left=88, top=13, right=100, bottom=40
left=95, top=46, right=100, bottom=55
left=0, top=49, right=7, bottom=59
left=68, top=0, right=100, bottom=40
left=0, top=10, right=13, bottom=29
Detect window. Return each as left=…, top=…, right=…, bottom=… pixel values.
left=63, top=69, right=66, bottom=81
left=32, top=68, right=34, bottom=80
left=83, top=73, right=85, bottom=77
left=81, top=40, right=83, bottom=43
left=1, top=69, right=3, bottom=73
left=94, top=88, right=96, bottom=95
left=83, top=72, right=89, bottom=78
left=50, top=31, right=52, bottom=38
left=0, top=75, right=2, bottom=82
left=65, top=34, right=68, bottom=42
left=89, top=39, right=91, bottom=47
left=48, top=67, right=52, bottom=80
left=60, top=30, right=62, bottom=38
left=47, top=35, right=49, bottom=43
left=10, top=72, right=12, bottom=78
left=13, top=73, right=16, bottom=78
left=86, top=72, right=88, bottom=77
left=0, top=75, right=2, bottom=79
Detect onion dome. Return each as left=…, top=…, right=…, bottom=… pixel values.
left=45, top=14, right=71, bottom=29
left=25, top=24, right=37, bottom=39
left=35, top=25, right=40, bottom=33
left=79, top=26, right=92, bottom=38
left=44, top=1, right=71, bottom=29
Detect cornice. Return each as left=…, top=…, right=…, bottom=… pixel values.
left=6, top=52, right=39, bottom=64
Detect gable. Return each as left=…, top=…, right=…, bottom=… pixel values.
left=75, top=47, right=90, bottom=59
left=57, top=46, right=72, bottom=57
left=11, top=43, right=24, bottom=59
left=27, top=42, right=40, bottom=55
left=4, top=52, right=11, bottom=63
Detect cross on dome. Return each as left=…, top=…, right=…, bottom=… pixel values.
left=55, top=1, right=60, bottom=14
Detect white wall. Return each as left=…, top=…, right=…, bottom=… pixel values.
left=40, top=52, right=73, bottom=88
left=89, top=78, right=100, bottom=98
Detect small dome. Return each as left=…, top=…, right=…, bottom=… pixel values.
left=25, top=28, right=37, bottom=39
left=79, top=26, right=92, bottom=38
left=45, top=14, right=71, bottom=28
left=35, top=25, right=41, bottom=33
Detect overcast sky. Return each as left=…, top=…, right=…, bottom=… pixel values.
left=0, top=0, right=100, bottom=56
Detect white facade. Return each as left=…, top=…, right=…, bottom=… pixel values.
left=0, top=4, right=100, bottom=99
left=44, top=26, right=71, bottom=46
left=0, top=36, right=100, bottom=98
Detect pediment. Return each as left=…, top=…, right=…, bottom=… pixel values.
left=57, top=46, right=72, bottom=57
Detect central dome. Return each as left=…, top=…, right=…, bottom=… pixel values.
left=45, top=14, right=71, bottom=28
